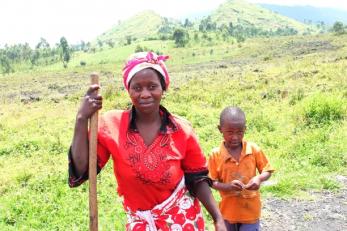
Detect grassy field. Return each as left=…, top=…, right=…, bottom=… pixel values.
left=0, top=33, right=346, bottom=230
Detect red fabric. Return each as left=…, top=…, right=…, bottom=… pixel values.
left=96, top=109, right=207, bottom=211
left=122, top=51, right=170, bottom=90
left=125, top=178, right=205, bottom=231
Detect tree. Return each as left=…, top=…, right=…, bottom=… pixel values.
left=80, top=40, right=86, bottom=51
left=36, top=38, right=50, bottom=50
left=228, top=22, right=234, bottom=35
left=332, top=21, right=345, bottom=35
left=173, top=29, right=189, bottom=47
left=59, top=37, right=70, bottom=68
left=97, top=39, right=103, bottom=48
left=126, top=36, right=132, bottom=45
left=30, top=50, right=40, bottom=66
left=106, top=40, right=115, bottom=48
left=184, top=18, right=193, bottom=28
left=199, top=16, right=216, bottom=32
left=0, top=54, right=14, bottom=74
left=35, top=38, right=51, bottom=64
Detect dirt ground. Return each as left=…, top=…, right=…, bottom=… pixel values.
left=261, top=176, right=347, bottom=231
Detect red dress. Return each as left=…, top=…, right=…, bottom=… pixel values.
left=69, top=106, right=208, bottom=212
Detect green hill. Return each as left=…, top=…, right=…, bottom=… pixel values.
left=94, top=0, right=317, bottom=47
left=95, top=10, right=178, bottom=45
left=210, top=0, right=315, bottom=33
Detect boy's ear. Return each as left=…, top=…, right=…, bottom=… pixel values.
left=218, top=125, right=222, bottom=133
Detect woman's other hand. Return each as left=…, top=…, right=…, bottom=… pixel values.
left=214, top=218, right=227, bottom=231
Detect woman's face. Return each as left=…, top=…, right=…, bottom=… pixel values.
left=128, top=68, right=164, bottom=114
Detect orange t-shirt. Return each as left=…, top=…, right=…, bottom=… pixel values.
left=208, top=140, right=274, bottom=223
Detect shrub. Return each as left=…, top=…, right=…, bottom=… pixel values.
left=289, top=88, right=305, bottom=105
left=103, top=84, right=116, bottom=100
left=300, top=94, right=345, bottom=127
left=248, top=113, right=275, bottom=132
left=80, top=60, right=86, bottom=66
left=135, top=45, right=144, bottom=53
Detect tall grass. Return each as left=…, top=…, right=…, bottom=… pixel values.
left=0, top=33, right=346, bottom=230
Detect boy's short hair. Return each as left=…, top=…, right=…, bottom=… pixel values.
left=220, top=106, right=246, bottom=126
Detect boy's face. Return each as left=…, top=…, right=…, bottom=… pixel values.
left=218, top=120, right=246, bottom=149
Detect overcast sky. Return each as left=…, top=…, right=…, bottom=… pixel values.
left=1, top=0, right=347, bottom=47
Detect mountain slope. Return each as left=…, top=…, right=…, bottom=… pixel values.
left=259, top=4, right=347, bottom=25
left=95, top=10, right=175, bottom=44
left=210, top=0, right=314, bottom=33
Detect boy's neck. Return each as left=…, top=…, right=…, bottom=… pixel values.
left=225, top=142, right=243, bottom=161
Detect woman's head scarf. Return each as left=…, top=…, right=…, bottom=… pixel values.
left=122, top=51, right=170, bottom=90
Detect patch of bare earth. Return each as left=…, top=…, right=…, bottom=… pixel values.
left=261, top=176, right=347, bottom=231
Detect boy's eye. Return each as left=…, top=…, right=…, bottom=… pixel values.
left=225, top=130, right=244, bottom=135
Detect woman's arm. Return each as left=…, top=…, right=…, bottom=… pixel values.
left=71, top=84, right=102, bottom=177
left=195, top=181, right=227, bottom=231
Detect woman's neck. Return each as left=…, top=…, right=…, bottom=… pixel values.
left=135, top=108, right=161, bottom=124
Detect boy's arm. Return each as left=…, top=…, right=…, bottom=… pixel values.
left=244, top=144, right=274, bottom=190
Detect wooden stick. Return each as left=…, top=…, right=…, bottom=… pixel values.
left=89, top=73, right=99, bottom=231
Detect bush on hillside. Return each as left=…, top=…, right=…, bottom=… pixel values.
left=298, top=94, right=345, bottom=127
left=332, top=21, right=346, bottom=35
left=248, top=113, right=275, bottom=132
left=135, top=45, right=144, bottom=53
left=173, top=28, right=189, bottom=47
left=289, top=88, right=305, bottom=105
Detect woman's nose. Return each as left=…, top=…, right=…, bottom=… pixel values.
left=140, top=88, right=151, bottom=98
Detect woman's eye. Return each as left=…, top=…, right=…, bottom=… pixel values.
left=149, top=84, right=158, bottom=90
left=132, top=86, right=141, bottom=91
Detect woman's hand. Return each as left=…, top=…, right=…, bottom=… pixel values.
left=214, top=218, right=227, bottom=231
left=77, top=84, right=102, bottom=120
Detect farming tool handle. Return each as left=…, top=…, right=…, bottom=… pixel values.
left=89, top=73, right=99, bottom=231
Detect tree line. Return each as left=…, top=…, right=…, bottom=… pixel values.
left=0, top=37, right=73, bottom=74
left=1, top=18, right=346, bottom=75
left=169, top=16, right=300, bottom=48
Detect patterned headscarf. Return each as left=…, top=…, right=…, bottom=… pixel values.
left=122, top=51, right=170, bottom=90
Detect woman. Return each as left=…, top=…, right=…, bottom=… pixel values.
left=69, top=51, right=226, bottom=231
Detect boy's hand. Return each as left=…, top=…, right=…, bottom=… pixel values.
left=244, top=176, right=261, bottom=190
left=229, top=180, right=244, bottom=191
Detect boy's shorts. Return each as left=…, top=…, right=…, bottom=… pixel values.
left=224, top=220, right=260, bottom=231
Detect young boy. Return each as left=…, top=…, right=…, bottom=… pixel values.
left=208, top=106, right=274, bottom=231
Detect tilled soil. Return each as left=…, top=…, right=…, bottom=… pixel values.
left=261, top=178, right=347, bottom=231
